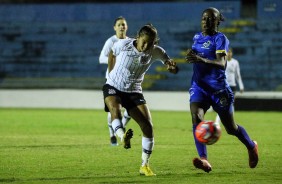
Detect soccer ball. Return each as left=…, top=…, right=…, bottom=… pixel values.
left=195, top=121, right=221, bottom=145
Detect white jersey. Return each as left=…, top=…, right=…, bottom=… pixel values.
left=106, top=38, right=170, bottom=93
left=99, top=35, right=129, bottom=79
left=225, top=58, right=244, bottom=90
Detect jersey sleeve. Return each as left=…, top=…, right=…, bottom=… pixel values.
left=191, top=33, right=200, bottom=52
left=215, top=34, right=229, bottom=55
left=152, top=46, right=170, bottom=64
left=112, top=39, right=127, bottom=56
left=99, top=38, right=113, bottom=64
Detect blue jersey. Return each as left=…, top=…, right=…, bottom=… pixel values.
left=191, top=32, right=229, bottom=93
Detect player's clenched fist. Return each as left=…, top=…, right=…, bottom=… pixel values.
left=165, top=60, right=179, bottom=74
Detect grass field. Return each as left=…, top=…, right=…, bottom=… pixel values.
left=0, top=108, right=281, bottom=184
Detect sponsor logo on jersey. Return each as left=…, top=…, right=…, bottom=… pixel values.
left=133, top=58, right=139, bottom=64
left=202, top=41, right=211, bottom=49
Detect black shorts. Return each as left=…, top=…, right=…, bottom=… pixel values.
left=102, top=84, right=146, bottom=113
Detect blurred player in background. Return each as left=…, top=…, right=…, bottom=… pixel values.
left=103, top=24, right=178, bottom=176
left=215, top=47, right=244, bottom=124
left=185, top=7, right=258, bottom=173
left=99, top=16, right=131, bottom=146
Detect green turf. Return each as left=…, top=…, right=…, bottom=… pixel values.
left=0, top=108, right=281, bottom=184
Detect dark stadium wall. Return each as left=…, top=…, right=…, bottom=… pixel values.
left=0, top=1, right=281, bottom=91
left=0, top=1, right=240, bottom=90
left=0, top=2, right=241, bottom=22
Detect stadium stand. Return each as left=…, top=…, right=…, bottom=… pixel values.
left=0, top=1, right=281, bottom=92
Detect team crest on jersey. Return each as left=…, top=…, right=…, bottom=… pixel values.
left=133, top=58, right=139, bottom=64
left=202, top=41, right=211, bottom=49
left=108, top=89, right=116, bottom=95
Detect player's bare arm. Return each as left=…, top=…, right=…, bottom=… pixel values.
left=201, top=53, right=226, bottom=68
left=186, top=49, right=226, bottom=68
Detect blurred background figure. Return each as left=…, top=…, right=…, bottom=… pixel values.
left=99, top=16, right=131, bottom=146
left=215, top=47, right=244, bottom=124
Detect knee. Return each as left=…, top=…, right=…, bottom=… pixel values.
left=225, top=127, right=238, bottom=135
left=109, top=106, right=122, bottom=119
left=191, top=112, right=203, bottom=125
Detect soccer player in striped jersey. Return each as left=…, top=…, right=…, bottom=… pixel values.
left=215, top=47, right=244, bottom=124
left=99, top=16, right=131, bottom=146
left=185, top=7, right=258, bottom=173
left=103, top=24, right=178, bottom=176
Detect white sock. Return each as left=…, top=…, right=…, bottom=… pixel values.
left=107, top=112, right=115, bottom=137
left=122, top=110, right=131, bottom=127
left=111, top=119, right=124, bottom=141
left=141, top=137, right=154, bottom=166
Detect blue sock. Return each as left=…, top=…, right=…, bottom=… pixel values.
left=193, top=124, right=207, bottom=159
left=235, top=125, right=255, bottom=150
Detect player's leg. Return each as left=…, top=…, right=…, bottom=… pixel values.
left=103, top=84, right=127, bottom=145
left=190, top=102, right=212, bottom=173
left=122, top=109, right=131, bottom=128
left=189, top=85, right=212, bottom=172
left=107, top=112, right=118, bottom=146
left=219, top=109, right=258, bottom=168
left=129, top=104, right=156, bottom=176
left=190, top=102, right=207, bottom=159
left=214, top=88, right=258, bottom=168
left=104, top=95, right=125, bottom=139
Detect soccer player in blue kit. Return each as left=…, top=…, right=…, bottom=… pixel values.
left=185, top=7, right=258, bottom=173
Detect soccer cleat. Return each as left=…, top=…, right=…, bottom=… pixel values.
left=123, top=129, right=133, bottom=149
left=193, top=157, right=212, bottom=173
left=110, top=136, right=118, bottom=146
left=248, top=141, right=258, bottom=168
left=139, top=164, right=156, bottom=176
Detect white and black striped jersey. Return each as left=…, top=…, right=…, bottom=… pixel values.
left=106, top=38, right=170, bottom=93
left=99, top=35, right=129, bottom=79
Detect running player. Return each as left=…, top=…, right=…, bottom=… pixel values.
left=185, top=7, right=258, bottom=173
left=99, top=16, right=131, bottom=146
left=103, top=24, right=178, bottom=176
left=215, top=47, right=244, bottom=124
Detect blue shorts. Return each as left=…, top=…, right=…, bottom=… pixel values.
left=189, top=83, right=234, bottom=114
